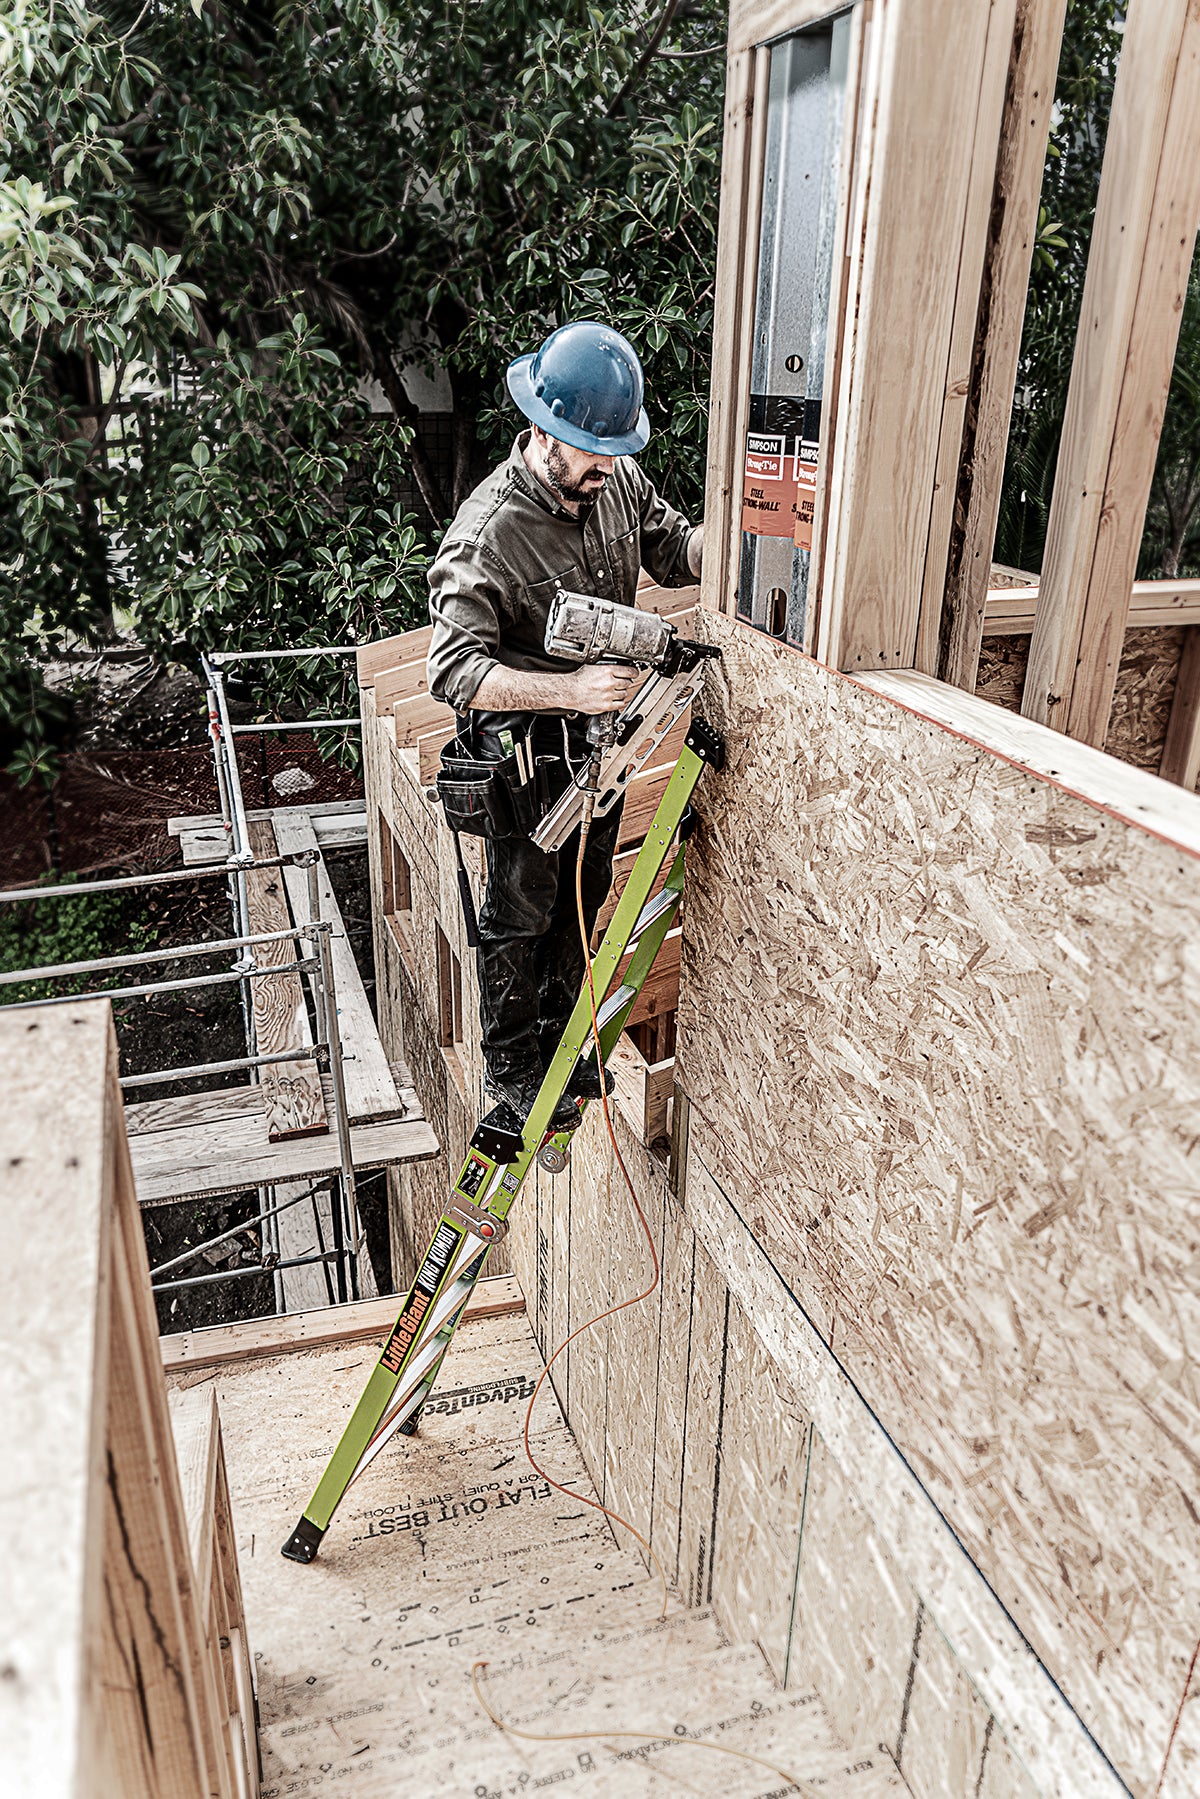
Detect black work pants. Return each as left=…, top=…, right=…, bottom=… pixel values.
left=474, top=716, right=623, bottom=1082
left=478, top=808, right=622, bottom=1081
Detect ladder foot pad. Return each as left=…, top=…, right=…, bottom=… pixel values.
left=281, top=1515, right=326, bottom=1563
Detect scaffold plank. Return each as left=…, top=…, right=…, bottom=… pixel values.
left=270, top=810, right=405, bottom=1124
left=245, top=819, right=327, bottom=1142
left=129, top=1090, right=437, bottom=1206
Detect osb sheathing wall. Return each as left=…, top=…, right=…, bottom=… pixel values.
left=503, top=1070, right=1054, bottom=1796
left=977, top=627, right=1188, bottom=774
left=360, top=668, right=1071, bottom=1796
left=675, top=608, right=1200, bottom=1795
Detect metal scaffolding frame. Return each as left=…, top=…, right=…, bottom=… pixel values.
left=201, top=646, right=364, bottom=1306
left=1, top=642, right=368, bottom=1311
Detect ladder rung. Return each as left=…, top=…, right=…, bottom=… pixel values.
left=596, top=983, right=637, bottom=1029
left=630, top=885, right=681, bottom=937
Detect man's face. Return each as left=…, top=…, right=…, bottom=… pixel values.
left=542, top=433, right=616, bottom=511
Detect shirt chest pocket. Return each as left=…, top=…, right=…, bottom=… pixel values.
left=605, top=525, right=640, bottom=601
left=512, top=568, right=586, bottom=637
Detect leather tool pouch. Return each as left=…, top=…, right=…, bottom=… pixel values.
left=434, top=716, right=544, bottom=842
left=436, top=740, right=515, bottom=840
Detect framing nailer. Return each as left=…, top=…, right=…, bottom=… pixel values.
left=283, top=604, right=723, bottom=1562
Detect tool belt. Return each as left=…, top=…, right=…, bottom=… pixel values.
left=434, top=711, right=567, bottom=951
left=435, top=711, right=564, bottom=842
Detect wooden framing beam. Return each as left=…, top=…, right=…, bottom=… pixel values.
left=373, top=655, right=431, bottom=712
left=934, top=0, right=1069, bottom=689
left=392, top=690, right=455, bottom=743
left=701, top=41, right=770, bottom=619
left=160, top=1276, right=524, bottom=1373
left=914, top=0, right=1023, bottom=675
left=727, top=0, right=840, bottom=59
left=355, top=626, right=432, bottom=688
left=1022, top=0, right=1200, bottom=744
left=609, top=1034, right=675, bottom=1146
left=417, top=723, right=457, bottom=784
left=984, top=575, right=1200, bottom=634
left=818, top=0, right=1003, bottom=672
left=1159, top=625, right=1200, bottom=789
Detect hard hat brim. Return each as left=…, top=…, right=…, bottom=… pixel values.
left=506, top=354, right=651, bottom=457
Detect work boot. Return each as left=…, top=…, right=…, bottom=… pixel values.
left=568, top=1056, right=615, bottom=1102
left=484, top=1068, right=578, bottom=1132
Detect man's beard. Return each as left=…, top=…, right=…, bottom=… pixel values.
left=545, top=439, right=607, bottom=512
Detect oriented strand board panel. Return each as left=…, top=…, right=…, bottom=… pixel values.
left=707, top=1302, right=812, bottom=1686
left=898, top=1609, right=992, bottom=1799
left=790, top=1436, right=918, bottom=1752
left=0, top=1005, right=114, bottom=1795
left=976, top=626, right=1188, bottom=777
left=677, top=610, right=1200, bottom=1794
left=171, top=1310, right=904, bottom=1797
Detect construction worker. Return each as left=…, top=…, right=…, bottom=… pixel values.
left=427, top=320, right=703, bottom=1121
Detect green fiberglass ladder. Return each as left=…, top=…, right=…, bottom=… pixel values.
left=282, top=720, right=724, bottom=1563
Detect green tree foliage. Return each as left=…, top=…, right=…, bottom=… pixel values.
left=997, top=0, right=1200, bottom=580
left=0, top=0, right=724, bottom=771
left=997, top=0, right=1126, bottom=573
left=0, top=879, right=151, bottom=1002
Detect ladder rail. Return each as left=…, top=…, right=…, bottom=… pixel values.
left=282, top=728, right=723, bottom=1562
left=386, top=849, right=688, bottom=1442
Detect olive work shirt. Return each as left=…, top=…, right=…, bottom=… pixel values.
left=426, top=432, right=697, bottom=714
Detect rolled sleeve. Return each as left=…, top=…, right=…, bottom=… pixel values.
left=633, top=465, right=695, bottom=588
left=426, top=538, right=509, bottom=711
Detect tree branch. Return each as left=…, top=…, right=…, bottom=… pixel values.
left=369, top=340, right=449, bottom=523
left=331, top=235, right=398, bottom=264
left=606, top=0, right=682, bottom=118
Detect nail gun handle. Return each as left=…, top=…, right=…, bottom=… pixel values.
left=585, top=711, right=618, bottom=754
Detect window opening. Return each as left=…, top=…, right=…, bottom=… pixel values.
left=995, top=0, right=1126, bottom=576
left=737, top=12, right=853, bottom=641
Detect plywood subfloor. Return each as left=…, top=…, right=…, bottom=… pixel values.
left=169, top=1309, right=905, bottom=1797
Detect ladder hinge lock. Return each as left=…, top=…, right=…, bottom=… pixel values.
left=448, top=1195, right=509, bottom=1245
left=685, top=720, right=726, bottom=770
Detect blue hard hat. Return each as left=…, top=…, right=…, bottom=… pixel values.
left=506, top=321, right=650, bottom=456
